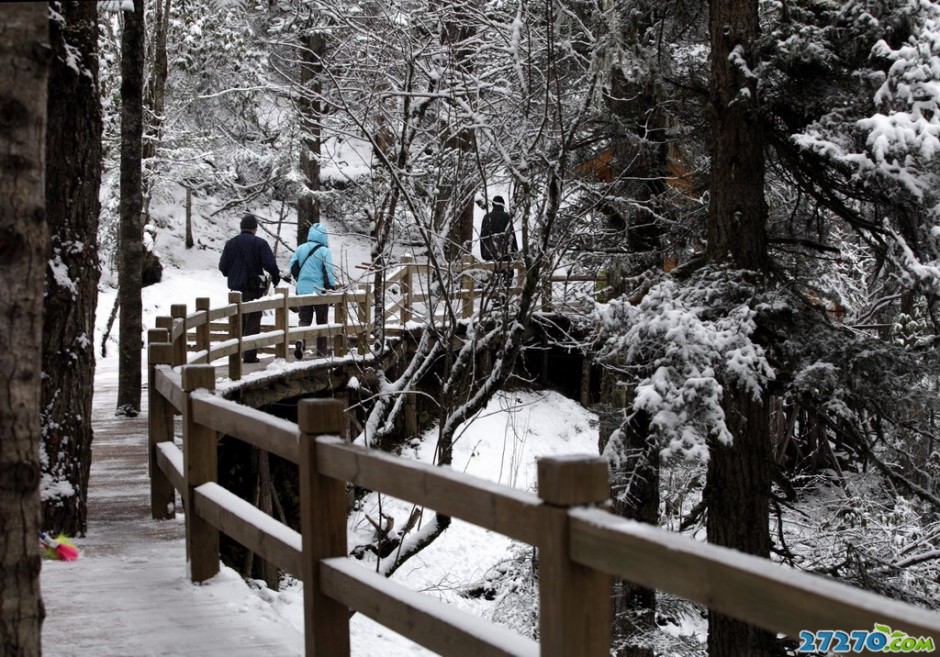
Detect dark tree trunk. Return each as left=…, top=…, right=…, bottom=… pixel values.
left=706, top=387, right=775, bottom=657
left=600, top=47, right=669, bottom=657
left=0, top=4, right=50, bottom=654
left=706, top=0, right=767, bottom=270
left=42, top=0, right=103, bottom=536
left=116, top=0, right=145, bottom=415
left=705, top=1, right=774, bottom=655
left=142, top=0, right=170, bottom=222
left=434, top=2, right=476, bottom=259
left=185, top=185, right=194, bottom=248
left=606, top=409, right=659, bottom=657
left=297, top=31, right=323, bottom=244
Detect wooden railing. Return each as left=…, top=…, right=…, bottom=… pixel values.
left=146, top=273, right=940, bottom=656
left=149, top=257, right=603, bottom=382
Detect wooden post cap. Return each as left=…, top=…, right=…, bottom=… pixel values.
left=196, top=297, right=210, bottom=311
left=171, top=303, right=187, bottom=318
left=537, top=456, right=610, bottom=506
left=181, top=365, right=216, bottom=392
left=298, top=399, right=345, bottom=435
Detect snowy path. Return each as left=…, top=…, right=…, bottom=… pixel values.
left=40, top=364, right=306, bottom=657
left=40, top=358, right=432, bottom=657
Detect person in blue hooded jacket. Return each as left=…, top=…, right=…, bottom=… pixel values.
left=288, top=223, right=337, bottom=359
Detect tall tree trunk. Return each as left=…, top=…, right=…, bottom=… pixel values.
left=705, top=1, right=774, bottom=655
left=116, top=0, right=145, bottom=416
left=0, top=4, right=50, bottom=654
left=185, top=185, right=194, bottom=248
left=42, top=0, right=103, bottom=536
left=297, top=30, right=323, bottom=244
left=706, top=387, right=775, bottom=656
left=430, top=1, right=477, bottom=259
left=142, top=0, right=170, bottom=223
left=603, top=408, right=659, bottom=657
left=601, top=51, right=669, bottom=657
left=706, top=0, right=767, bottom=270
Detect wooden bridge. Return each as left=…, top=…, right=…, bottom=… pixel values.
left=55, top=257, right=940, bottom=655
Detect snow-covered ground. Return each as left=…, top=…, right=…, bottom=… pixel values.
left=80, top=192, right=600, bottom=654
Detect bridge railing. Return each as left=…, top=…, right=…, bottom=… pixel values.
left=147, top=269, right=939, bottom=655
left=151, top=258, right=605, bottom=381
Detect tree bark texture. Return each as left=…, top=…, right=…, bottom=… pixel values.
left=706, top=385, right=775, bottom=657
left=706, top=1, right=775, bottom=654
left=297, top=30, right=323, bottom=244
left=597, top=386, right=658, bottom=657
left=117, top=0, right=145, bottom=415
left=142, top=0, right=170, bottom=222
left=42, top=0, right=103, bottom=537
left=610, top=411, right=658, bottom=657
left=0, top=4, right=50, bottom=655
left=432, top=1, right=477, bottom=259
left=706, top=0, right=767, bottom=270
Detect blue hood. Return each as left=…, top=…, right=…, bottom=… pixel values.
left=307, top=224, right=329, bottom=247
left=290, top=223, right=336, bottom=294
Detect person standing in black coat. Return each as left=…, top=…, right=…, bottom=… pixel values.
left=219, top=213, right=281, bottom=363
left=480, top=195, right=518, bottom=284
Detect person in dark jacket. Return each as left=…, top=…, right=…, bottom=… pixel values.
left=288, top=223, right=337, bottom=359
left=219, top=213, right=281, bottom=363
left=480, top=195, right=518, bottom=284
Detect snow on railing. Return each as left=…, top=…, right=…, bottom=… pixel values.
left=142, top=267, right=940, bottom=656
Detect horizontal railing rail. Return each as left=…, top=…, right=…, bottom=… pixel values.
left=150, top=259, right=604, bottom=379
left=145, top=267, right=939, bottom=657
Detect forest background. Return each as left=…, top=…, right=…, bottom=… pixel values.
left=4, top=0, right=940, bottom=656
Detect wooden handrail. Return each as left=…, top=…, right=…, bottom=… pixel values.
left=144, top=269, right=940, bottom=656
left=320, top=557, right=540, bottom=657
left=316, top=437, right=545, bottom=546
left=194, top=482, right=302, bottom=576
left=569, top=508, right=940, bottom=640
left=155, top=263, right=603, bottom=381
left=191, top=394, right=300, bottom=463
left=147, top=364, right=940, bottom=656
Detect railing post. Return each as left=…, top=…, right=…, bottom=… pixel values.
left=537, top=456, right=611, bottom=657
left=334, top=294, right=347, bottom=356
left=298, top=399, right=349, bottom=657
left=148, top=329, right=176, bottom=520
left=513, top=261, right=524, bottom=295
left=155, top=314, right=173, bottom=350
left=171, top=304, right=188, bottom=366
left=358, top=284, right=371, bottom=355
left=195, top=297, right=211, bottom=363
left=461, top=256, right=475, bottom=319
left=275, top=286, right=289, bottom=360
left=400, top=255, right=414, bottom=325
left=182, top=365, right=219, bottom=583
left=228, top=291, right=243, bottom=381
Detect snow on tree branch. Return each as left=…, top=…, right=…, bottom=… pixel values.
left=595, top=272, right=775, bottom=461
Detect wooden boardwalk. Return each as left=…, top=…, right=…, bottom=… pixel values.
left=40, top=363, right=304, bottom=657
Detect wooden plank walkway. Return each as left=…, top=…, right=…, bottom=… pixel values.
left=40, top=363, right=304, bottom=657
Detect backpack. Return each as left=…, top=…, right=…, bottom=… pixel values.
left=290, top=244, right=322, bottom=280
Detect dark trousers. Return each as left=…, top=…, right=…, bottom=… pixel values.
left=298, top=303, right=329, bottom=356
left=494, top=259, right=515, bottom=287
left=240, top=288, right=265, bottom=361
